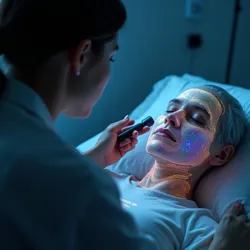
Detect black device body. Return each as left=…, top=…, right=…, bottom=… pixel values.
left=117, top=116, right=154, bottom=143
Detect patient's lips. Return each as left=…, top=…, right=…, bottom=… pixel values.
left=154, top=128, right=177, bottom=142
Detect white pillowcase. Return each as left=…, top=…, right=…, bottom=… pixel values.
left=77, top=74, right=250, bottom=220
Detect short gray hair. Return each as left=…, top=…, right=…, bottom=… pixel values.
left=199, top=85, right=248, bottom=148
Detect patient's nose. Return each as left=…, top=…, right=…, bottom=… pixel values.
left=165, top=110, right=185, bottom=128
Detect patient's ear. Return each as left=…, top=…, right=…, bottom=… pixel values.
left=209, top=145, right=235, bottom=166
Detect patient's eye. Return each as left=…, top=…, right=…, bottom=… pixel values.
left=188, top=113, right=206, bottom=127
left=190, top=118, right=205, bottom=126
left=166, top=105, right=178, bottom=113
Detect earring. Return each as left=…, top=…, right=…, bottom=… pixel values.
left=76, top=71, right=80, bottom=76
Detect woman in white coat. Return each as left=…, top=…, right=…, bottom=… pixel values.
left=0, top=0, right=156, bottom=249
left=0, top=0, right=248, bottom=249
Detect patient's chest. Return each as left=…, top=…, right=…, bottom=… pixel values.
left=119, top=185, right=191, bottom=249
left=112, top=173, right=217, bottom=250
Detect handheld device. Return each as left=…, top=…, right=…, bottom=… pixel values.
left=117, top=116, right=154, bottom=143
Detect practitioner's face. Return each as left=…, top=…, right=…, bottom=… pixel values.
left=146, top=89, right=223, bottom=166
left=63, top=37, right=119, bottom=118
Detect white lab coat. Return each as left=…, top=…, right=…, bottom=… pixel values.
left=0, top=78, right=157, bottom=250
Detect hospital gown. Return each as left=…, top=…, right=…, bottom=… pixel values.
left=110, top=172, right=218, bottom=250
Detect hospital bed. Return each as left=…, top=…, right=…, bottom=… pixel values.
left=77, top=74, right=250, bottom=223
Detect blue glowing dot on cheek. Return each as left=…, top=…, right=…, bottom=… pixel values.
left=180, top=132, right=206, bottom=155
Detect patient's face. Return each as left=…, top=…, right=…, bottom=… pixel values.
left=146, top=88, right=223, bottom=167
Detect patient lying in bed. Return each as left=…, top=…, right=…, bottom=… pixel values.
left=107, top=85, right=248, bottom=250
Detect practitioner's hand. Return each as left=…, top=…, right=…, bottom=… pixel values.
left=209, top=202, right=250, bottom=250
left=86, top=115, right=150, bottom=168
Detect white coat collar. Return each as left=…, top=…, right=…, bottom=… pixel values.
left=3, top=78, right=54, bottom=128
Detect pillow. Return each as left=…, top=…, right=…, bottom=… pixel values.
left=77, top=74, right=250, bottom=220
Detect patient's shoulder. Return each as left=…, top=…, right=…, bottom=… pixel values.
left=185, top=206, right=218, bottom=229
left=182, top=207, right=217, bottom=249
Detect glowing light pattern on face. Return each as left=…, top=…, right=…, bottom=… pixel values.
left=177, top=89, right=223, bottom=165
left=178, top=89, right=224, bottom=135
left=143, top=89, right=224, bottom=199
left=179, top=130, right=208, bottom=162
left=147, top=89, right=223, bottom=166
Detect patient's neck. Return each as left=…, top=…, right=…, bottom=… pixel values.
left=138, top=161, right=205, bottom=200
